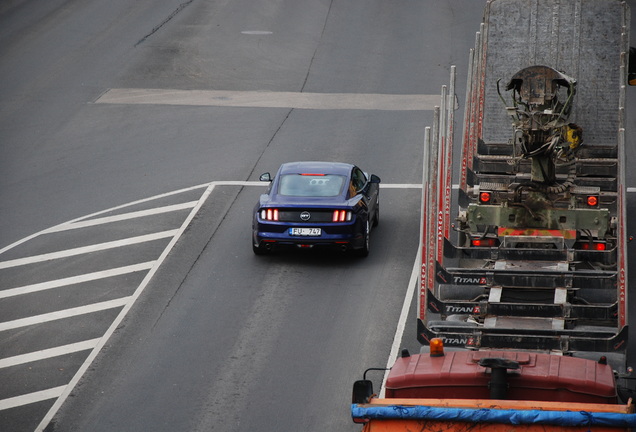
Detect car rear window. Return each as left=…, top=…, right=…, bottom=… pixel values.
left=278, top=174, right=345, bottom=197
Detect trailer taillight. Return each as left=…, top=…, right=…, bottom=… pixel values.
left=586, top=195, right=599, bottom=207
left=261, top=208, right=279, bottom=221
left=580, top=242, right=606, bottom=251
left=479, top=191, right=492, bottom=204
left=332, top=210, right=352, bottom=222
left=429, top=338, right=445, bottom=357
left=471, top=238, right=497, bottom=247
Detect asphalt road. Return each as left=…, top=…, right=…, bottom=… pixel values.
left=0, top=1, right=635, bottom=432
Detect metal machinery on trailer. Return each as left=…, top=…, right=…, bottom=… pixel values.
left=352, top=0, right=636, bottom=430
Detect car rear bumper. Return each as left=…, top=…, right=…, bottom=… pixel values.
left=253, top=221, right=365, bottom=249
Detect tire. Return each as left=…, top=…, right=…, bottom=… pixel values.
left=355, top=220, right=370, bottom=257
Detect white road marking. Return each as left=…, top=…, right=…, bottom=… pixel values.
left=0, top=339, right=100, bottom=369
left=0, top=184, right=211, bottom=256
left=381, top=183, right=421, bottom=189
left=35, top=183, right=218, bottom=432
left=47, top=202, right=198, bottom=233
left=0, top=297, right=130, bottom=332
left=380, top=250, right=420, bottom=397
left=241, top=30, right=272, bottom=35
left=0, top=230, right=178, bottom=270
left=1, top=179, right=623, bottom=430
left=95, top=89, right=440, bottom=111
left=380, top=185, right=636, bottom=396
left=0, top=262, right=155, bottom=299
left=0, top=386, right=66, bottom=411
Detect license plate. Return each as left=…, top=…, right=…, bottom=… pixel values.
left=289, top=227, right=322, bottom=236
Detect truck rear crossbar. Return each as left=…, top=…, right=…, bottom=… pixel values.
left=418, top=320, right=628, bottom=353
left=427, top=290, right=618, bottom=321
left=436, top=263, right=617, bottom=291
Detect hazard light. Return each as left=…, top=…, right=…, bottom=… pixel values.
left=430, top=338, right=445, bottom=357
left=261, top=208, right=279, bottom=221
left=479, top=191, right=492, bottom=204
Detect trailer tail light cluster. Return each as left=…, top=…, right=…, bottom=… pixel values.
left=479, top=191, right=492, bottom=204
left=261, top=208, right=279, bottom=221
left=471, top=238, right=497, bottom=247
left=332, top=210, right=352, bottom=222
left=580, top=242, right=607, bottom=251
left=586, top=195, right=599, bottom=207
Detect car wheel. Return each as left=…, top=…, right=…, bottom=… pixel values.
left=355, top=220, right=370, bottom=257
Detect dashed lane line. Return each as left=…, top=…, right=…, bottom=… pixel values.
left=0, top=262, right=155, bottom=299
left=0, top=297, right=131, bottom=332
left=0, top=339, right=100, bottom=369
left=0, top=386, right=66, bottom=411
left=46, top=201, right=198, bottom=233
left=0, top=230, right=178, bottom=270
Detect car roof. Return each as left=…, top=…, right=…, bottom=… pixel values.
left=278, top=161, right=354, bottom=177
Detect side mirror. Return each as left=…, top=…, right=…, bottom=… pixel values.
left=370, top=174, right=381, bottom=184
left=259, top=173, right=272, bottom=182
left=352, top=379, right=374, bottom=404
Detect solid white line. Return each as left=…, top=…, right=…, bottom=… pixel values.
left=0, top=230, right=178, bottom=270
left=0, top=339, right=100, bottom=369
left=0, top=262, right=155, bottom=299
left=381, top=183, right=422, bottom=189
left=0, top=297, right=130, bottom=332
left=36, top=183, right=218, bottom=432
left=380, top=249, right=421, bottom=397
left=47, top=202, right=198, bottom=233
left=0, top=386, right=66, bottom=411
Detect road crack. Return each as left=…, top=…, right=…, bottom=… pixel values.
left=135, top=0, right=196, bottom=47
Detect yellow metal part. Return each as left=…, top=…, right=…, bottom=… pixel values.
left=565, top=123, right=582, bottom=149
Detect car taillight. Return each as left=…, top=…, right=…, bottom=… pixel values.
left=332, top=210, right=352, bottom=222
left=261, top=208, right=279, bottom=221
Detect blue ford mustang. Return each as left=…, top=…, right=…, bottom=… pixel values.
left=252, top=161, right=381, bottom=256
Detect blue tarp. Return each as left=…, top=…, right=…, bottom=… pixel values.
left=351, top=404, right=636, bottom=427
